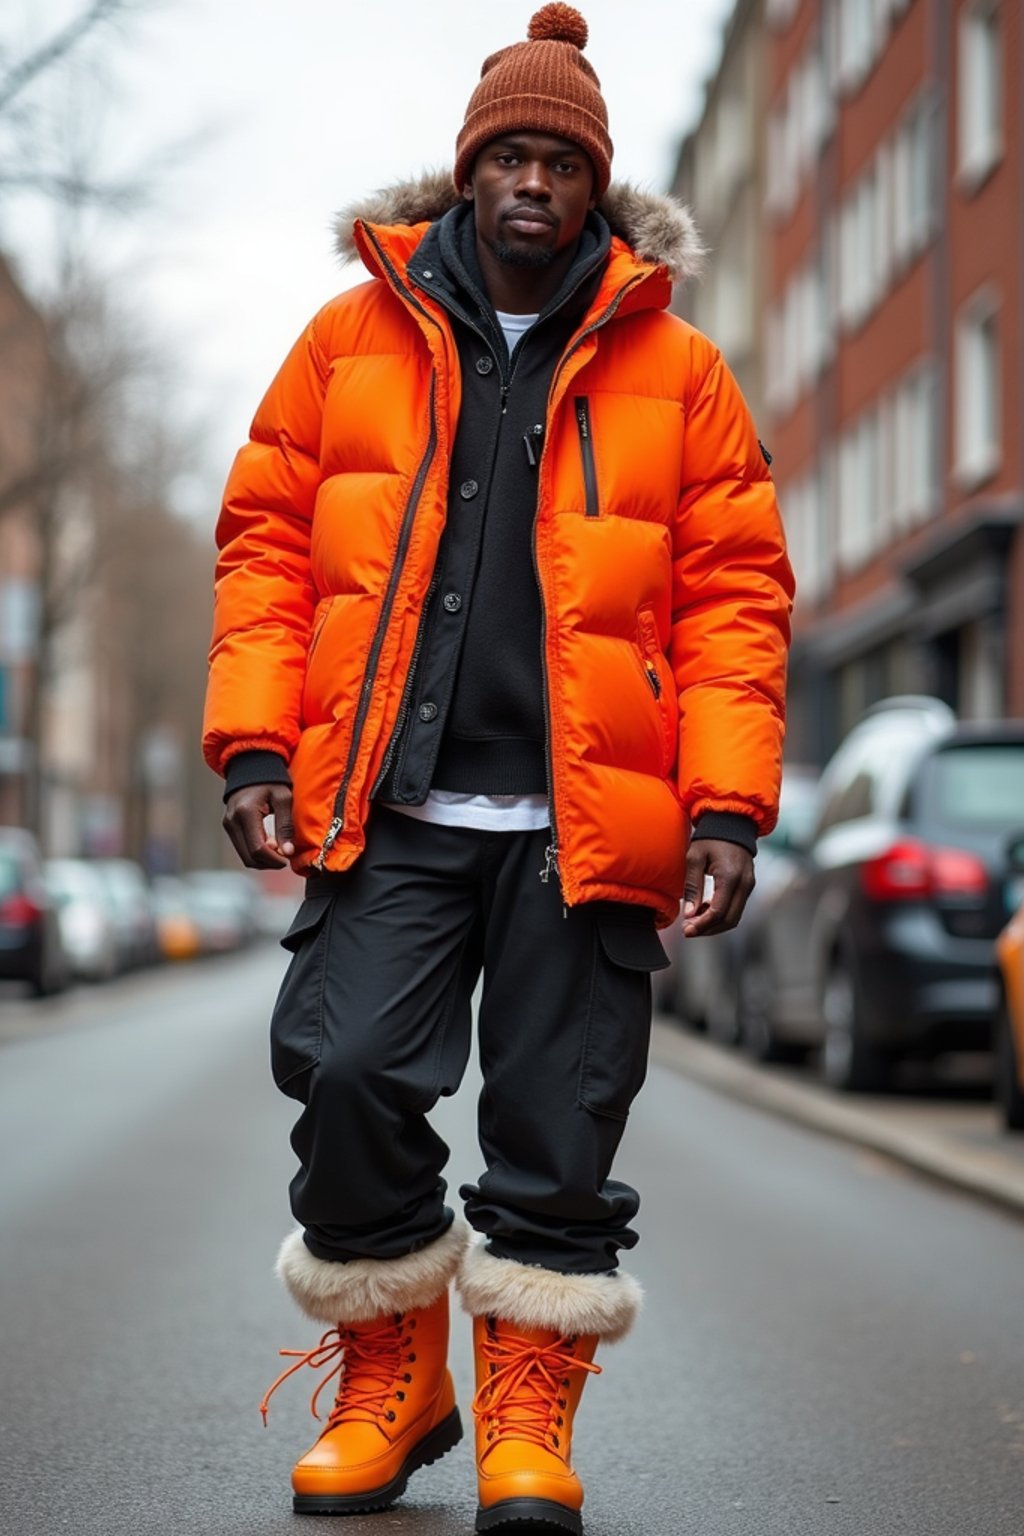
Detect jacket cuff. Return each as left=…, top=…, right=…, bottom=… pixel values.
left=690, top=812, right=758, bottom=857
left=223, top=749, right=292, bottom=804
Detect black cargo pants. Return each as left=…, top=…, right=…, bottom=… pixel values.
left=270, top=806, right=668, bottom=1275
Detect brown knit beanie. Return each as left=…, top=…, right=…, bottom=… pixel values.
left=454, top=4, right=613, bottom=198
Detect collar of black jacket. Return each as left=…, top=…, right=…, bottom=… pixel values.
left=406, top=201, right=611, bottom=360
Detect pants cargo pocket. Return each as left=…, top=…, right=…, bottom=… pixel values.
left=578, top=908, right=669, bottom=1121
left=270, top=895, right=334, bottom=1099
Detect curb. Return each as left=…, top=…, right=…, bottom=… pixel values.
left=651, top=1018, right=1024, bottom=1222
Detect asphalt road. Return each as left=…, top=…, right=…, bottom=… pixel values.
left=2, top=944, right=1023, bottom=1536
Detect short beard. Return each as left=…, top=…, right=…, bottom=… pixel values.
left=489, top=238, right=557, bottom=269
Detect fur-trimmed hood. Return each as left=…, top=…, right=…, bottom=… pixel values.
left=333, top=169, right=704, bottom=283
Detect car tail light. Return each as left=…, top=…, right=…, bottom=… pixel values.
left=0, top=892, right=42, bottom=925
left=929, top=847, right=990, bottom=896
left=861, top=839, right=989, bottom=902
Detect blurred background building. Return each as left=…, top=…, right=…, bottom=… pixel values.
left=673, top=0, right=1022, bottom=764
left=0, top=244, right=219, bottom=868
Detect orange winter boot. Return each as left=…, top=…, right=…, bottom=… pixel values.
left=261, top=1291, right=461, bottom=1514
left=264, top=1223, right=468, bottom=1515
left=456, top=1240, right=644, bottom=1535
left=472, top=1315, right=600, bottom=1534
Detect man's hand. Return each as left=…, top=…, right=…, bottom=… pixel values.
left=223, top=783, right=295, bottom=869
left=682, top=838, right=755, bottom=938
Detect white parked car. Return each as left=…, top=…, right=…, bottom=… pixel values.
left=44, top=859, right=119, bottom=982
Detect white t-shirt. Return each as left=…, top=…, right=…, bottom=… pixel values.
left=385, top=310, right=548, bottom=834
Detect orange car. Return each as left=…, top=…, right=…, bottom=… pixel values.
left=995, top=897, right=1024, bottom=1130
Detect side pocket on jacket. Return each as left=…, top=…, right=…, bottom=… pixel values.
left=636, top=605, right=676, bottom=775
left=578, top=908, right=668, bottom=1121
left=269, top=896, right=333, bottom=1099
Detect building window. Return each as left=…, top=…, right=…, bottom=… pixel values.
left=838, top=0, right=875, bottom=91
left=764, top=32, right=837, bottom=222
left=838, top=164, right=888, bottom=330
left=955, top=292, right=1000, bottom=487
left=958, top=1, right=1002, bottom=189
left=781, top=459, right=834, bottom=606
left=766, top=0, right=800, bottom=29
left=893, top=363, right=938, bottom=528
left=892, top=95, right=936, bottom=268
left=838, top=408, right=883, bottom=571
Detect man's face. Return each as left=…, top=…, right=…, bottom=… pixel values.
left=464, top=131, right=596, bottom=269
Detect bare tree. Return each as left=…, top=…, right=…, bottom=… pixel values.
left=0, top=2, right=141, bottom=202
left=0, top=2, right=216, bottom=856
left=0, top=1, right=134, bottom=116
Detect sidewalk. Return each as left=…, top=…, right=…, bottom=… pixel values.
left=651, top=1017, right=1024, bottom=1220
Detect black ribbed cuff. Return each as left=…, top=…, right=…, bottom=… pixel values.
left=691, top=812, right=758, bottom=857
left=223, top=749, right=291, bottom=803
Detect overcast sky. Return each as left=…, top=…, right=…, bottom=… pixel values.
left=7, top=0, right=734, bottom=508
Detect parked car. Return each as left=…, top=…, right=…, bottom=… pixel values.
left=657, top=766, right=820, bottom=1041
left=0, top=827, right=68, bottom=996
left=44, top=858, right=118, bottom=982
left=740, top=698, right=1024, bottom=1091
left=187, top=882, right=248, bottom=954
left=91, top=859, right=159, bottom=970
left=994, top=833, right=1024, bottom=1131
left=185, top=870, right=262, bottom=945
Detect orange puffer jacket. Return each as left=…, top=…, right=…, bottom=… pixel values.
left=203, top=174, right=794, bottom=925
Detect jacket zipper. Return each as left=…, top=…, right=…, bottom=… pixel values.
left=532, top=276, right=648, bottom=897
left=643, top=661, right=662, bottom=699
left=523, top=423, right=544, bottom=467
left=369, top=573, right=439, bottom=798
left=315, top=229, right=444, bottom=870
left=531, top=515, right=562, bottom=908
left=575, top=396, right=599, bottom=518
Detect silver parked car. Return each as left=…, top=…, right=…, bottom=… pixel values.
left=656, top=767, right=820, bottom=1044
left=91, top=859, right=159, bottom=970
left=44, top=859, right=119, bottom=982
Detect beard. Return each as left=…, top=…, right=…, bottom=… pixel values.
left=488, top=236, right=557, bottom=268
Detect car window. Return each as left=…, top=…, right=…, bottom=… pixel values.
left=815, top=722, right=925, bottom=834
left=765, top=776, right=819, bottom=851
left=921, top=744, right=1024, bottom=828
left=0, top=851, right=20, bottom=898
left=816, top=736, right=882, bottom=833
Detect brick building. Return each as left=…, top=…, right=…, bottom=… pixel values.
left=671, top=0, right=769, bottom=425
left=760, top=0, right=1022, bottom=762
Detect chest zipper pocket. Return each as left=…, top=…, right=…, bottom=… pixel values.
left=575, top=396, right=600, bottom=519
left=636, top=606, right=675, bottom=773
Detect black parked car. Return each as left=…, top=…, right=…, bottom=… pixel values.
left=0, top=827, right=68, bottom=996
left=740, top=698, right=1024, bottom=1091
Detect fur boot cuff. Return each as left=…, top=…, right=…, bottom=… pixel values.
left=456, top=1238, right=642, bottom=1344
left=277, top=1220, right=469, bottom=1325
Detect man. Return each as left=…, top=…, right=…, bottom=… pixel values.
left=203, top=6, right=793, bottom=1531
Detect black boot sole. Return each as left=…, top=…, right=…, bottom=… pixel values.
left=292, top=1406, right=463, bottom=1515
left=476, top=1497, right=583, bottom=1534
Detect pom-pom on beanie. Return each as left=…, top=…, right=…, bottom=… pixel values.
left=454, top=4, right=613, bottom=198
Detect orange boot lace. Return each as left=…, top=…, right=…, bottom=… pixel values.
left=259, top=1313, right=417, bottom=1431
left=471, top=1322, right=601, bottom=1453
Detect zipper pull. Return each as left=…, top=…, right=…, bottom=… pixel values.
left=501, top=383, right=510, bottom=415
left=522, top=424, right=544, bottom=468
left=644, top=662, right=662, bottom=699
left=539, top=843, right=560, bottom=884
left=314, top=817, right=343, bottom=871
left=576, top=399, right=589, bottom=438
